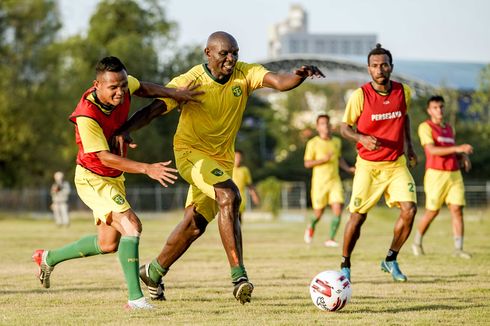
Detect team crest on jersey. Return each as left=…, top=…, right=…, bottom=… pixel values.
left=232, top=85, right=242, bottom=97
left=211, top=168, right=224, bottom=176
left=354, top=197, right=361, bottom=207
left=112, top=194, right=125, bottom=205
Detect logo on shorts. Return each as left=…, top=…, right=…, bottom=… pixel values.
left=232, top=85, right=242, bottom=97
left=211, top=168, right=224, bottom=176
left=354, top=197, right=362, bottom=207
left=112, top=194, right=125, bottom=205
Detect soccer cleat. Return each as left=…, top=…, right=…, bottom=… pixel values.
left=304, top=227, right=313, bottom=244
left=233, top=278, right=254, bottom=305
left=124, top=297, right=154, bottom=310
left=412, top=243, right=425, bottom=256
left=340, top=267, right=351, bottom=282
left=380, top=260, right=407, bottom=282
left=139, top=264, right=166, bottom=301
left=452, top=249, right=472, bottom=259
left=32, top=249, right=54, bottom=288
left=324, top=240, right=339, bottom=248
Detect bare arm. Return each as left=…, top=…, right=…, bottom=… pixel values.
left=133, top=81, right=203, bottom=103
left=404, top=116, right=417, bottom=167
left=424, top=143, right=473, bottom=156
left=96, top=150, right=178, bottom=187
left=262, top=65, right=325, bottom=91
left=248, top=185, right=261, bottom=206
left=304, top=154, right=332, bottom=169
left=340, top=122, right=379, bottom=150
left=339, top=157, right=355, bottom=174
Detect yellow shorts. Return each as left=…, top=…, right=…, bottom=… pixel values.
left=311, top=178, right=345, bottom=209
left=175, top=149, right=232, bottom=222
left=74, top=165, right=131, bottom=225
left=348, top=156, right=417, bottom=214
left=424, top=169, right=465, bottom=210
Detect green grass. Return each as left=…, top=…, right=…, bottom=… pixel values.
left=1, top=207, right=489, bottom=325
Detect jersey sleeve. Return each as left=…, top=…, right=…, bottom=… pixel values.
left=76, top=117, right=110, bottom=153
left=304, top=139, right=315, bottom=160
left=157, top=73, right=195, bottom=114
left=402, top=84, right=412, bottom=112
left=418, top=121, right=434, bottom=146
left=242, top=63, right=269, bottom=93
left=342, top=88, right=364, bottom=126
left=128, top=75, right=140, bottom=95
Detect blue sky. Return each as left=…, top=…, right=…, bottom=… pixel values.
left=59, top=0, right=490, bottom=64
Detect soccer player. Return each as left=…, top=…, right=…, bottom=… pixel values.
left=32, top=56, right=202, bottom=309
left=50, top=171, right=71, bottom=227
left=232, top=150, right=260, bottom=222
left=339, top=44, right=418, bottom=282
left=303, top=114, right=355, bottom=247
left=135, top=31, right=324, bottom=304
left=412, top=95, right=473, bottom=259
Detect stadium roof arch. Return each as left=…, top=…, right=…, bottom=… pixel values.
left=259, top=54, right=435, bottom=96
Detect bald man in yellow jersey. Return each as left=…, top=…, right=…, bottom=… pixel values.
left=32, top=56, right=201, bottom=310
left=339, top=44, right=418, bottom=283
left=131, top=31, right=324, bottom=305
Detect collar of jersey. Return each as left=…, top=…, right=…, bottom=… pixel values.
left=203, top=64, right=231, bottom=85
left=86, top=91, right=116, bottom=115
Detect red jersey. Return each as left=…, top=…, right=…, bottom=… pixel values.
left=424, top=120, right=459, bottom=171
left=69, top=88, right=131, bottom=177
left=357, top=81, right=407, bottom=161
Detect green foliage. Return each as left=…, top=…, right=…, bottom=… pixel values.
left=256, top=176, right=282, bottom=217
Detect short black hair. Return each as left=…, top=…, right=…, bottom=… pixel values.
left=95, top=56, right=127, bottom=76
left=367, top=43, right=393, bottom=66
left=316, top=114, right=330, bottom=124
left=235, top=149, right=244, bottom=155
left=427, top=95, right=445, bottom=106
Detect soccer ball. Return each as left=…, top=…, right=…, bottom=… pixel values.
left=309, top=270, right=352, bottom=312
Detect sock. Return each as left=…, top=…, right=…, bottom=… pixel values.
left=385, top=249, right=398, bottom=262
left=148, top=258, right=168, bottom=283
left=231, top=265, right=248, bottom=283
left=340, top=256, right=351, bottom=269
left=118, top=236, right=143, bottom=300
left=454, top=236, right=463, bottom=250
left=329, top=216, right=341, bottom=240
left=310, top=216, right=320, bottom=231
left=414, top=230, right=423, bottom=245
left=46, top=234, right=103, bottom=266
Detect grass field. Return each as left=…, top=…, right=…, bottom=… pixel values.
left=1, top=207, right=489, bottom=325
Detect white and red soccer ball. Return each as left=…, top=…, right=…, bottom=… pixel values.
left=309, top=270, right=352, bottom=312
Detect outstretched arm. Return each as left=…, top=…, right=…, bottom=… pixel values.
left=133, top=81, right=203, bottom=103
left=262, top=65, right=325, bottom=91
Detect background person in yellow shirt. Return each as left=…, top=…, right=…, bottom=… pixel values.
left=232, top=150, right=260, bottom=223
left=303, top=114, right=354, bottom=247
left=134, top=31, right=325, bottom=305
left=412, top=95, right=473, bottom=259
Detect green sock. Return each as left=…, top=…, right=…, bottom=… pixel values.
left=149, top=258, right=168, bottom=283
left=118, top=236, right=143, bottom=300
left=310, top=216, right=320, bottom=231
left=231, top=265, right=248, bottom=283
left=46, top=235, right=103, bottom=266
left=329, top=216, right=341, bottom=240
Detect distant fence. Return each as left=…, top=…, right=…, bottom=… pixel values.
left=0, top=181, right=488, bottom=213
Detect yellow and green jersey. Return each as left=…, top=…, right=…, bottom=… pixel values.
left=161, top=62, right=269, bottom=170
left=304, top=136, right=342, bottom=186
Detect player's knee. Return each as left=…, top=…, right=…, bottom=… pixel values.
left=215, top=185, right=241, bottom=210
left=401, top=203, right=417, bottom=220
left=98, top=241, right=119, bottom=253
left=191, top=213, right=208, bottom=236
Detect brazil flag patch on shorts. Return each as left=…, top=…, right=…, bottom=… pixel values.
left=211, top=168, right=224, bottom=176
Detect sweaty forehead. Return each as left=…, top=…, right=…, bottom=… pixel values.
left=208, top=35, right=238, bottom=51
left=97, top=70, right=128, bottom=84
left=369, top=54, right=390, bottom=65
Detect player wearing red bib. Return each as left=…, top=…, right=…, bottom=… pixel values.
left=339, top=44, right=418, bottom=283
left=412, top=95, right=473, bottom=259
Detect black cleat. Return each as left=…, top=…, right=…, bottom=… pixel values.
left=139, top=264, right=166, bottom=301
left=233, top=278, right=254, bottom=305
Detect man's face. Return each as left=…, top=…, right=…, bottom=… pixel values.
left=427, top=100, right=444, bottom=122
left=316, top=117, right=331, bottom=137
left=368, top=54, right=392, bottom=86
left=205, top=37, right=239, bottom=77
left=94, top=70, right=129, bottom=106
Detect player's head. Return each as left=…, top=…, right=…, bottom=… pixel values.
left=316, top=114, right=331, bottom=137
left=54, top=171, right=64, bottom=183
left=426, top=95, right=445, bottom=123
left=367, top=43, right=393, bottom=86
left=205, top=31, right=239, bottom=79
left=234, top=149, right=244, bottom=167
left=93, top=56, right=129, bottom=107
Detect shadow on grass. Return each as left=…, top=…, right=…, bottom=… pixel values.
left=3, top=286, right=121, bottom=295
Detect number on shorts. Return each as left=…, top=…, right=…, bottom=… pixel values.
left=408, top=182, right=415, bottom=193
